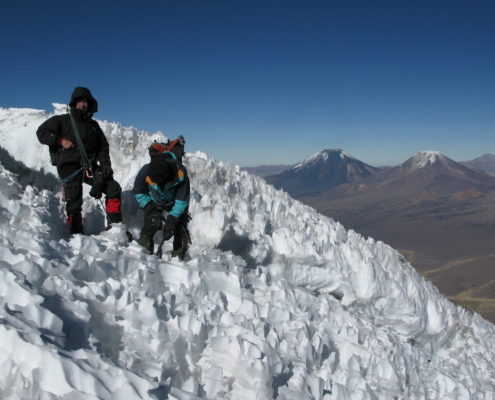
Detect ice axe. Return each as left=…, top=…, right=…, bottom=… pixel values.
left=155, top=214, right=169, bottom=259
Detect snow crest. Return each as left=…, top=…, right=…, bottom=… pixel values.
left=409, top=150, right=444, bottom=169
left=292, top=150, right=358, bottom=172
left=0, top=106, right=494, bottom=399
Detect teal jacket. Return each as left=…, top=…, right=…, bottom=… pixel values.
left=132, top=152, right=190, bottom=218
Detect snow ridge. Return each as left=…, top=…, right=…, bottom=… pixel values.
left=0, top=106, right=494, bottom=399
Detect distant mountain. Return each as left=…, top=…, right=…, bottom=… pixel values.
left=459, top=153, right=495, bottom=175
left=241, top=164, right=294, bottom=177
left=331, top=150, right=495, bottom=202
left=301, top=151, right=495, bottom=322
left=264, top=149, right=380, bottom=198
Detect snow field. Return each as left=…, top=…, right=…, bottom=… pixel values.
left=0, top=106, right=494, bottom=399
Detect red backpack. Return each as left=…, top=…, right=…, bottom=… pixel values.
left=148, top=135, right=185, bottom=162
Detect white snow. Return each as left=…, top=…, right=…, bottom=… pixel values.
left=0, top=105, right=494, bottom=399
left=409, top=150, right=444, bottom=169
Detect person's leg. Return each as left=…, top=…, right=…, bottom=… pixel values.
left=103, top=178, right=123, bottom=224
left=88, top=171, right=131, bottom=239
left=86, top=167, right=122, bottom=224
left=171, top=212, right=189, bottom=260
left=138, top=204, right=161, bottom=254
left=60, top=166, right=84, bottom=234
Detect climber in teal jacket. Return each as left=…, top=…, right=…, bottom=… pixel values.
left=132, top=151, right=190, bottom=258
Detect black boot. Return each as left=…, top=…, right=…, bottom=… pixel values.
left=172, top=239, right=188, bottom=260
left=106, top=212, right=122, bottom=230
left=67, top=212, right=84, bottom=234
left=138, top=232, right=154, bottom=254
left=172, top=227, right=190, bottom=260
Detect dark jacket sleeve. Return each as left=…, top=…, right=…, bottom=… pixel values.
left=133, top=164, right=152, bottom=208
left=36, top=116, right=63, bottom=147
left=94, top=122, right=111, bottom=167
left=169, top=166, right=190, bottom=218
left=175, top=169, right=190, bottom=204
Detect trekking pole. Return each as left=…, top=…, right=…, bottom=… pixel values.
left=88, top=167, right=113, bottom=227
left=98, top=198, right=113, bottom=226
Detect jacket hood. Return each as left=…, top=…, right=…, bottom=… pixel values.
left=147, top=153, right=176, bottom=186
left=69, top=87, right=98, bottom=113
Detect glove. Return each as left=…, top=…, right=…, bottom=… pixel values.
left=162, top=215, right=179, bottom=241
left=144, top=202, right=163, bottom=231
left=89, top=179, right=104, bottom=199
left=102, top=165, right=113, bottom=180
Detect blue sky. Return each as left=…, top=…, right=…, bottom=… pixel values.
left=1, top=1, right=494, bottom=167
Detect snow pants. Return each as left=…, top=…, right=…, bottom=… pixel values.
left=60, top=164, right=122, bottom=223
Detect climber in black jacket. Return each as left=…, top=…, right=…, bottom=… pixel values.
left=36, top=87, right=123, bottom=234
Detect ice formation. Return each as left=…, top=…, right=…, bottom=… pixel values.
left=0, top=106, right=494, bottom=399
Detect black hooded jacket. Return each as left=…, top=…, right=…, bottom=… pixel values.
left=36, top=87, right=111, bottom=169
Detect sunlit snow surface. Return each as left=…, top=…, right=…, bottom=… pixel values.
left=410, top=151, right=444, bottom=169
left=1, top=106, right=495, bottom=399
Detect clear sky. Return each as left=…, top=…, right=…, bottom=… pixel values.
left=1, top=1, right=494, bottom=167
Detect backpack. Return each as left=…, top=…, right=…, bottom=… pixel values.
left=148, top=135, right=185, bottom=162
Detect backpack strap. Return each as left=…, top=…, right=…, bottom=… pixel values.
left=157, top=151, right=187, bottom=171
left=69, top=110, right=96, bottom=169
left=58, top=112, right=96, bottom=183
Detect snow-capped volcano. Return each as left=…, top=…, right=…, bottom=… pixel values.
left=292, top=149, right=358, bottom=171
left=409, top=150, right=444, bottom=169
left=0, top=105, right=495, bottom=399
left=416, top=150, right=442, bottom=163
left=403, top=150, right=466, bottom=173
left=264, top=149, right=379, bottom=198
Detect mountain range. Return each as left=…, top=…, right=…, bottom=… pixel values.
left=262, top=149, right=495, bottom=322
left=326, top=150, right=495, bottom=202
